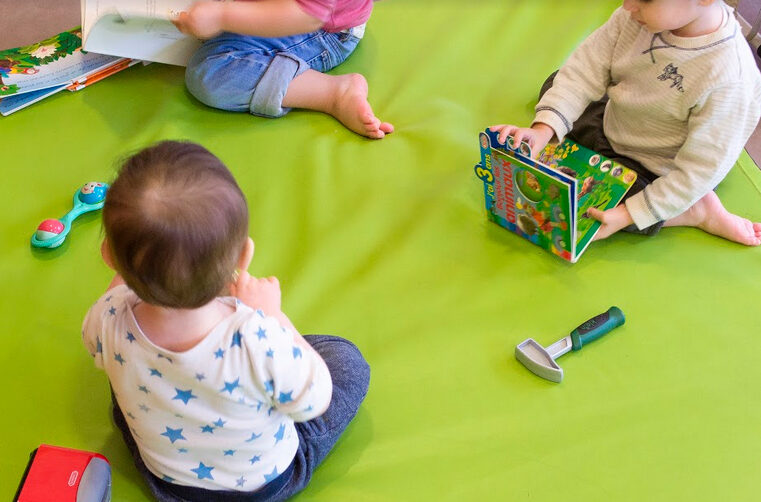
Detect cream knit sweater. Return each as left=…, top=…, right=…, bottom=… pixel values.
left=534, top=5, right=761, bottom=229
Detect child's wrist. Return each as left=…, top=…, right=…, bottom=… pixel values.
left=532, top=122, right=554, bottom=140
left=207, top=1, right=228, bottom=32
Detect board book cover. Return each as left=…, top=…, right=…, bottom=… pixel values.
left=474, top=128, right=637, bottom=263
left=0, top=28, right=132, bottom=116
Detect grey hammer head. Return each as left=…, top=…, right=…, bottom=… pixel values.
left=515, top=338, right=563, bottom=383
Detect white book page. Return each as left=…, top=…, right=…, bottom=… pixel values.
left=82, top=0, right=200, bottom=66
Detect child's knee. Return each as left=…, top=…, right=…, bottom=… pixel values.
left=306, top=335, right=371, bottom=397
left=185, top=62, right=232, bottom=110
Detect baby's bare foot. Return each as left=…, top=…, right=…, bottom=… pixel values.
left=330, top=74, right=393, bottom=139
left=670, top=192, right=761, bottom=246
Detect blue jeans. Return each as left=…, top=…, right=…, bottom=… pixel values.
left=112, top=335, right=371, bottom=502
left=185, top=30, right=362, bottom=118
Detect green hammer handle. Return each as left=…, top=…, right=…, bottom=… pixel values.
left=570, top=306, right=625, bottom=351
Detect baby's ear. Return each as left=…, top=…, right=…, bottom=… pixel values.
left=101, top=239, right=116, bottom=270
left=237, top=237, right=255, bottom=272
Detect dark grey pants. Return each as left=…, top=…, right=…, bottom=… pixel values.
left=540, top=72, right=664, bottom=235
left=113, top=335, right=371, bottom=502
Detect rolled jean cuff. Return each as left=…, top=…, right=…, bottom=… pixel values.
left=249, top=52, right=309, bottom=118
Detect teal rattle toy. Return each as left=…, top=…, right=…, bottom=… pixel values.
left=31, top=182, right=108, bottom=248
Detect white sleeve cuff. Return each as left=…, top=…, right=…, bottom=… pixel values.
left=624, top=190, right=662, bottom=229
left=533, top=108, right=571, bottom=142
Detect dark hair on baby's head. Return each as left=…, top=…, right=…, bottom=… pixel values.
left=104, top=141, right=248, bottom=308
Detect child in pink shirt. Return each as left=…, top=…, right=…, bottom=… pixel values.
left=175, top=0, right=393, bottom=139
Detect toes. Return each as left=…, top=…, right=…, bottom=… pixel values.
left=380, top=122, right=394, bottom=133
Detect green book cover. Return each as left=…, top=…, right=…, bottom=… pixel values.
left=475, top=128, right=637, bottom=262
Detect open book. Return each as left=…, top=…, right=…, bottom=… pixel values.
left=475, top=128, right=637, bottom=263
left=0, top=28, right=133, bottom=116
left=81, top=0, right=206, bottom=66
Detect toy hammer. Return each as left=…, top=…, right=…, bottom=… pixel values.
left=515, top=307, right=625, bottom=383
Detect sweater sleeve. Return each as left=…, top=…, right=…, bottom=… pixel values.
left=533, top=7, right=628, bottom=140
left=625, top=82, right=761, bottom=228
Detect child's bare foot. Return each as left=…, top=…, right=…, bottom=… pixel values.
left=283, top=70, right=393, bottom=139
left=665, top=191, right=761, bottom=246
left=330, top=73, right=394, bottom=139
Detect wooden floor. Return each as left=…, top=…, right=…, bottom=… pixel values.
left=2, top=0, right=761, bottom=167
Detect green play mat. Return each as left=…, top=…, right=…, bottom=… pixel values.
left=2, top=1, right=761, bottom=500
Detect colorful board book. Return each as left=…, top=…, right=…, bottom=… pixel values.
left=475, top=128, right=638, bottom=263
left=0, top=28, right=134, bottom=116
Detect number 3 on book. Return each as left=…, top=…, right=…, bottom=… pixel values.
left=474, top=165, right=493, bottom=183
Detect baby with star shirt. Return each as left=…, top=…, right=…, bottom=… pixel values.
left=82, top=141, right=370, bottom=501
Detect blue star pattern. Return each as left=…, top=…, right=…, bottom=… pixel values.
left=245, top=432, right=261, bottom=442
left=273, top=424, right=285, bottom=444
left=172, top=388, right=197, bottom=405
left=220, top=378, right=240, bottom=394
left=109, top=306, right=116, bottom=316
left=263, top=466, right=279, bottom=483
left=82, top=293, right=331, bottom=491
left=231, top=330, right=243, bottom=348
left=191, top=462, right=214, bottom=480
left=161, top=427, right=186, bottom=444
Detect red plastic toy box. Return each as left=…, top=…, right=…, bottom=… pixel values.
left=14, top=444, right=111, bottom=502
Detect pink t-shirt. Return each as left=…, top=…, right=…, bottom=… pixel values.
left=295, top=0, right=373, bottom=32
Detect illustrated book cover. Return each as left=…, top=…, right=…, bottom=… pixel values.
left=475, top=128, right=638, bottom=262
left=0, top=28, right=131, bottom=116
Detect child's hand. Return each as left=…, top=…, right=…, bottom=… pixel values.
left=231, top=272, right=283, bottom=316
left=587, top=205, right=634, bottom=241
left=489, top=123, right=555, bottom=158
left=173, top=1, right=226, bottom=39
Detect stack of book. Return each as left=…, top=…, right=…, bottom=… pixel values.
left=0, top=0, right=209, bottom=115
left=0, top=28, right=138, bottom=116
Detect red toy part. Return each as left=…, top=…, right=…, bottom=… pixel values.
left=37, top=219, right=64, bottom=233
left=14, top=444, right=111, bottom=502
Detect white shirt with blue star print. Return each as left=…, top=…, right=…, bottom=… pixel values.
left=82, top=285, right=332, bottom=491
